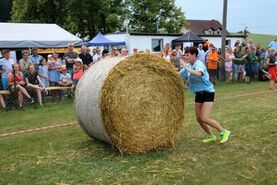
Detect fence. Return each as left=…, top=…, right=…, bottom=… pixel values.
left=0, top=85, right=75, bottom=110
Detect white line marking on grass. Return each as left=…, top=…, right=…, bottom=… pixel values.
left=0, top=122, right=76, bottom=138
left=0, top=89, right=276, bottom=138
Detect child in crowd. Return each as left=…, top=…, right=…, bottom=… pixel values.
left=72, top=58, right=83, bottom=86
left=38, top=58, right=49, bottom=88
left=59, top=67, right=72, bottom=87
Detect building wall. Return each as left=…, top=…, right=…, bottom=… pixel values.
left=202, top=37, right=244, bottom=48
left=105, top=33, right=245, bottom=54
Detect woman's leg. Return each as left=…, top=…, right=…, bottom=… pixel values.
left=200, top=102, right=225, bottom=132
left=195, top=103, right=213, bottom=135
left=36, top=89, right=43, bottom=106
left=27, top=84, right=44, bottom=91
left=18, top=91, right=23, bottom=107
left=0, top=95, right=6, bottom=109
left=17, top=85, right=31, bottom=98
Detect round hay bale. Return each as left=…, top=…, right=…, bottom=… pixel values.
left=75, top=53, right=185, bottom=154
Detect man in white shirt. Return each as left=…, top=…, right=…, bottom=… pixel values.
left=197, top=44, right=206, bottom=65
left=0, top=49, right=15, bottom=89
left=93, top=47, right=101, bottom=63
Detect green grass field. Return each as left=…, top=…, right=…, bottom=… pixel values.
left=0, top=81, right=276, bottom=185
left=248, top=33, right=276, bottom=48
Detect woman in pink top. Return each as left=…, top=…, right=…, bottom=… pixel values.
left=225, top=47, right=235, bottom=81
left=73, top=58, right=83, bottom=86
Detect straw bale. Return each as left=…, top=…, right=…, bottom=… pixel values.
left=75, top=53, right=185, bottom=154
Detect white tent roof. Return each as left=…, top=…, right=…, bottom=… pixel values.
left=0, top=23, right=83, bottom=48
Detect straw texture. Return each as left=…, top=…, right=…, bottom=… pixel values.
left=100, top=53, right=185, bottom=154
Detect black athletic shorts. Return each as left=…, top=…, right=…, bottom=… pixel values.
left=195, top=91, right=215, bottom=103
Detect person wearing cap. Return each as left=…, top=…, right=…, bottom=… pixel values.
left=197, top=44, right=206, bottom=65
left=206, top=47, right=220, bottom=84
left=64, top=43, right=78, bottom=76
left=29, top=48, right=42, bottom=72
left=72, top=58, right=83, bottom=86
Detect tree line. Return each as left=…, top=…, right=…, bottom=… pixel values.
left=10, top=0, right=187, bottom=39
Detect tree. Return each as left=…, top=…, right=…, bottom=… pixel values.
left=125, top=0, right=187, bottom=33
left=0, top=0, right=12, bottom=21
left=11, top=0, right=126, bottom=39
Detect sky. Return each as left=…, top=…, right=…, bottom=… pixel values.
left=175, top=0, right=277, bottom=35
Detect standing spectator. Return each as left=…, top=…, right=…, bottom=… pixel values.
left=79, top=45, right=92, bottom=69
left=102, top=49, right=109, bottom=59
left=133, top=48, right=138, bottom=54
left=93, top=47, right=101, bottom=63
left=266, top=48, right=276, bottom=90
left=8, top=64, right=34, bottom=108
left=19, top=50, right=32, bottom=76
left=197, top=43, right=206, bottom=65
left=162, top=43, right=172, bottom=61
left=206, top=47, right=219, bottom=84
left=29, top=48, right=42, bottom=71
left=48, top=52, right=61, bottom=86
left=92, top=48, right=97, bottom=56
left=233, top=46, right=247, bottom=81
left=121, top=48, right=129, bottom=56
left=72, top=58, right=83, bottom=86
left=111, top=47, right=119, bottom=57
left=233, top=40, right=240, bottom=49
left=255, top=44, right=262, bottom=77
left=241, top=39, right=247, bottom=47
left=245, top=47, right=257, bottom=84
left=248, top=39, right=255, bottom=50
left=268, top=37, right=277, bottom=52
left=0, top=49, right=15, bottom=90
left=173, top=44, right=183, bottom=60
left=170, top=51, right=181, bottom=71
left=225, top=47, right=235, bottom=81
left=64, top=43, right=78, bottom=76
left=38, top=58, right=49, bottom=88
left=25, top=64, right=45, bottom=106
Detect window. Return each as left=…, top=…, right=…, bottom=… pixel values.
left=152, top=39, right=163, bottom=52
left=225, top=40, right=231, bottom=47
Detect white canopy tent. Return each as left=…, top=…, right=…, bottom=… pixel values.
left=0, top=23, right=83, bottom=48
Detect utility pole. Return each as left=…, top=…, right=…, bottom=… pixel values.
left=220, top=0, right=228, bottom=81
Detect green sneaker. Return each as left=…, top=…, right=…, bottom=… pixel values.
left=220, top=130, right=231, bottom=143
left=202, top=135, right=217, bottom=143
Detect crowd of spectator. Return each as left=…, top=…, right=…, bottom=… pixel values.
left=162, top=38, right=277, bottom=89
left=0, top=44, right=131, bottom=109
left=0, top=37, right=276, bottom=110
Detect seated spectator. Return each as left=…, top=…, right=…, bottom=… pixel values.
left=19, top=50, right=32, bottom=76
left=8, top=64, right=34, bottom=108
left=38, top=58, right=49, bottom=88
left=25, top=64, right=46, bottom=106
left=59, top=67, right=72, bottom=87
left=72, top=58, right=83, bottom=86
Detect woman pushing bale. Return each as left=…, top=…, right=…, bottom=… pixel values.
left=75, top=53, right=185, bottom=154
